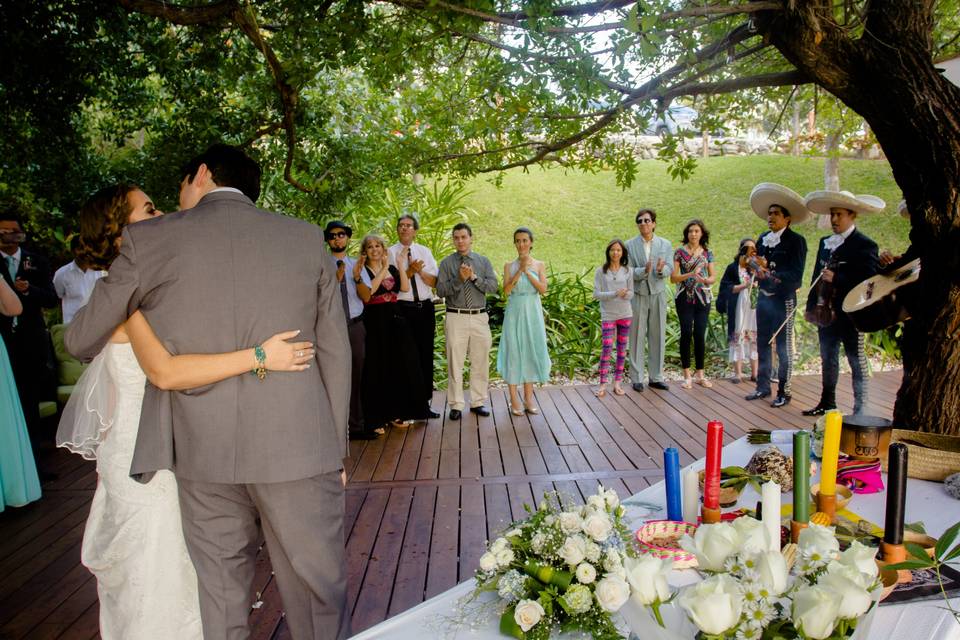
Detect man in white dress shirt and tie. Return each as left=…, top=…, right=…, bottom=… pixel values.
left=624, top=208, right=673, bottom=392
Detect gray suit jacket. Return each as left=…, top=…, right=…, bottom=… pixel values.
left=625, top=234, right=673, bottom=296
left=65, top=190, right=350, bottom=484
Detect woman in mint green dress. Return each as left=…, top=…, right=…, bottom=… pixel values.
left=496, top=227, right=551, bottom=415
left=0, top=277, right=41, bottom=511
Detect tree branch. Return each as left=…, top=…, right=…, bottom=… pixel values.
left=659, top=70, right=810, bottom=100
left=116, top=0, right=237, bottom=25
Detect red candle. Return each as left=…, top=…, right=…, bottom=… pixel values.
left=703, top=421, right=724, bottom=510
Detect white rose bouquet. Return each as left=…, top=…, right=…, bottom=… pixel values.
left=473, top=485, right=638, bottom=639
left=672, top=519, right=880, bottom=640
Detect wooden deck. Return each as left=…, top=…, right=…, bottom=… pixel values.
left=0, top=370, right=902, bottom=639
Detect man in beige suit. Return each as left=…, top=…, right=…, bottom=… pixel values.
left=66, top=144, right=351, bottom=640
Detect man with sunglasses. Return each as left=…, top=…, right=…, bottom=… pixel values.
left=0, top=208, right=58, bottom=457
left=325, top=219, right=376, bottom=439
left=625, top=208, right=674, bottom=392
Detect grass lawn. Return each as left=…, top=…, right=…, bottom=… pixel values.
left=458, top=155, right=909, bottom=288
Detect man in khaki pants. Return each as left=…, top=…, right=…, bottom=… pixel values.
left=436, top=223, right=499, bottom=420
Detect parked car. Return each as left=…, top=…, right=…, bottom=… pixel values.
left=647, top=105, right=699, bottom=135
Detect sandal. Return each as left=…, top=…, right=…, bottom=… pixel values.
left=613, top=386, right=626, bottom=396
left=695, top=377, right=713, bottom=388
left=681, top=379, right=693, bottom=390
left=594, top=388, right=607, bottom=398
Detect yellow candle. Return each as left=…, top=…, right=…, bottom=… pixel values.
left=820, top=411, right=843, bottom=496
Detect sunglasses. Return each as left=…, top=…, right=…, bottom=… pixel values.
left=637, top=218, right=653, bottom=224
left=328, top=231, right=348, bottom=239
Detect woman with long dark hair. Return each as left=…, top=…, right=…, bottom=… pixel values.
left=670, top=219, right=716, bottom=389
left=592, top=239, right=633, bottom=397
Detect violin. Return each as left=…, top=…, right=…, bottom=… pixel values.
left=745, top=255, right=779, bottom=284
left=804, top=256, right=840, bottom=328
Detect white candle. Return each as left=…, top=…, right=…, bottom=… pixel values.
left=682, top=468, right=699, bottom=524
left=762, top=480, right=781, bottom=551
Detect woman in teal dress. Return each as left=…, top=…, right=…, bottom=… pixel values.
left=497, top=227, right=551, bottom=415
left=0, top=277, right=41, bottom=511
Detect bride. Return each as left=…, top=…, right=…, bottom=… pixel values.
left=57, top=184, right=315, bottom=639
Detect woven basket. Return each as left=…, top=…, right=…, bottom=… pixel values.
left=635, top=520, right=698, bottom=569
left=882, top=429, right=960, bottom=482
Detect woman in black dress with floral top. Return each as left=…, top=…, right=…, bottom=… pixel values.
left=670, top=219, right=716, bottom=389
left=354, top=234, right=427, bottom=433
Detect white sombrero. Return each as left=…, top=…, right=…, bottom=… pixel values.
left=897, top=199, right=909, bottom=218
left=804, top=190, right=886, bottom=216
left=749, top=183, right=812, bottom=224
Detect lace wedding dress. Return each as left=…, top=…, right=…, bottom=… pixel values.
left=79, top=342, right=203, bottom=639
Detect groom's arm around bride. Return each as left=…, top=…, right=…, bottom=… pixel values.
left=66, top=143, right=352, bottom=640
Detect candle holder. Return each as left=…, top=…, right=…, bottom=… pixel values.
left=701, top=505, right=721, bottom=524
left=815, top=492, right=837, bottom=523
left=880, top=541, right=906, bottom=564
left=790, top=520, right=808, bottom=543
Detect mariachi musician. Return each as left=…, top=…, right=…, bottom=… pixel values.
left=801, top=190, right=882, bottom=416
left=745, top=183, right=809, bottom=408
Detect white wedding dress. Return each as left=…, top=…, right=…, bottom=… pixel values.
left=80, top=342, right=203, bottom=639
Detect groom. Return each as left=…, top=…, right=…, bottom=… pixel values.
left=66, top=144, right=351, bottom=640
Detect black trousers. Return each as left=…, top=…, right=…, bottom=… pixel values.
left=3, top=331, right=46, bottom=447
left=676, top=296, right=709, bottom=370
left=756, top=294, right=795, bottom=397
left=346, top=318, right=365, bottom=434
left=818, top=318, right=868, bottom=413
left=396, top=300, right=436, bottom=409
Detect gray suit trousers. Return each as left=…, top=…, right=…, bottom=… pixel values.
left=177, top=471, right=349, bottom=640
left=628, top=292, right=667, bottom=384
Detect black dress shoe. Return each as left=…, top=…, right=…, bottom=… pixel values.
left=427, top=409, right=441, bottom=419
left=802, top=404, right=835, bottom=417
left=470, top=405, right=491, bottom=417
left=745, top=390, right=771, bottom=401
left=448, top=409, right=462, bottom=420
left=771, top=395, right=791, bottom=408
left=632, top=382, right=644, bottom=392
left=648, top=381, right=669, bottom=391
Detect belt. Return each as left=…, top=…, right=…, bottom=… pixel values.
left=398, top=300, right=434, bottom=308
left=447, top=307, right=485, bottom=315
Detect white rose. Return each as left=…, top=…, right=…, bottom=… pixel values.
left=559, top=511, right=584, bottom=534
left=793, top=585, right=841, bottom=639
left=576, top=562, right=597, bottom=584
left=733, top=516, right=770, bottom=554
left=604, top=488, right=620, bottom=509
left=821, top=562, right=874, bottom=619
left=837, top=540, right=879, bottom=580
left=798, top=524, right=840, bottom=562
left=514, top=599, right=545, bottom=632
left=491, top=537, right=509, bottom=553
left=496, top=548, right=515, bottom=567
left=587, top=493, right=607, bottom=511
left=582, top=512, right=613, bottom=542
left=750, top=550, right=789, bottom=596
left=585, top=541, right=602, bottom=563
left=559, top=535, right=588, bottom=566
left=624, top=555, right=672, bottom=605
left=479, top=552, right=498, bottom=572
left=678, top=574, right=743, bottom=636
left=594, top=573, right=630, bottom=612
left=679, top=522, right=741, bottom=572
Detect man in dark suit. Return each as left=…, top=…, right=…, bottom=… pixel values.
left=67, top=144, right=351, bottom=639
left=745, top=184, right=809, bottom=408
left=802, top=190, right=883, bottom=416
left=0, top=208, right=58, bottom=449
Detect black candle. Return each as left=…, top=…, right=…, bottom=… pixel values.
left=883, top=442, right=908, bottom=546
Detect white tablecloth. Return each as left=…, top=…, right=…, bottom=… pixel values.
left=350, top=437, right=960, bottom=639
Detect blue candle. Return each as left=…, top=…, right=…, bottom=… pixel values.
left=664, top=447, right=682, bottom=521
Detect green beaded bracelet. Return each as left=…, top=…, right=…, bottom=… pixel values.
left=253, top=344, right=267, bottom=380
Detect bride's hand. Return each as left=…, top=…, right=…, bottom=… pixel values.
left=261, top=330, right=315, bottom=371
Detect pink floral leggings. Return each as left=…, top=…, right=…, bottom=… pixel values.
left=599, top=318, right=631, bottom=384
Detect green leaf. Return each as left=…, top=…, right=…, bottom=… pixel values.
left=884, top=559, right=935, bottom=570
left=499, top=607, right=525, bottom=639
left=942, top=540, right=960, bottom=563
left=905, top=521, right=927, bottom=534
left=906, top=542, right=931, bottom=561
left=935, top=521, right=960, bottom=562
left=624, top=5, right=640, bottom=33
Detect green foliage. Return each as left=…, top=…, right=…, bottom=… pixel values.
left=886, top=520, right=960, bottom=626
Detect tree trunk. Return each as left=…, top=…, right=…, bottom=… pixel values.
left=819, top=131, right=841, bottom=229
left=761, top=3, right=960, bottom=435
left=792, top=100, right=801, bottom=156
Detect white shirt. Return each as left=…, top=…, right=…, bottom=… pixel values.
left=642, top=237, right=653, bottom=262
left=209, top=187, right=244, bottom=195
left=823, top=224, right=856, bottom=252
left=761, top=227, right=787, bottom=248
left=388, top=242, right=438, bottom=302
left=53, top=260, right=106, bottom=323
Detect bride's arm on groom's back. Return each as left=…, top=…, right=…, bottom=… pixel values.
left=125, top=311, right=316, bottom=390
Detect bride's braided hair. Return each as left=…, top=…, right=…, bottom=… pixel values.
left=76, top=184, right=138, bottom=271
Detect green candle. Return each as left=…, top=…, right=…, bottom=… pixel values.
left=793, top=431, right=810, bottom=523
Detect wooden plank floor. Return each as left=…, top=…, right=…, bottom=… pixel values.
left=0, top=370, right=902, bottom=639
